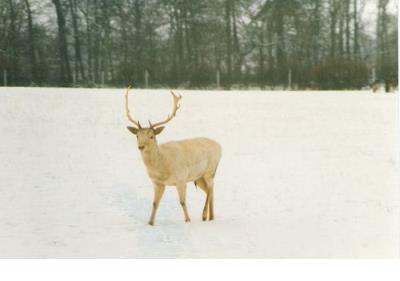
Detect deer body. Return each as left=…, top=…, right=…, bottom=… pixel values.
left=142, top=138, right=221, bottom=186
left=125, top=87, right=221, bottom=225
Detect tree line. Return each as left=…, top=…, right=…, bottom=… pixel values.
left=0, top=0, right=398, bottom=89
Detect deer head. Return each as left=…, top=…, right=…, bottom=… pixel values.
left=125, top=86, right=181, bottom=152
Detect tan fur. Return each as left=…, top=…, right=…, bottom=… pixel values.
left=125, top=88, right=221, bottom=225
left=137, top=134, right=221, bottom=225
left=142, top=137, right=221, bottom=185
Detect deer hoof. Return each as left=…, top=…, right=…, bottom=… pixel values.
left=185, top=218, right=191, bottom=223
left=148, top=221, right=154, bottom=226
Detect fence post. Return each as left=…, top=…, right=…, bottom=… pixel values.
left=216, top=69, right=220, bottom=88
left=145, top=69, right=149, bottom=88
left=371, top=67, right=376, bottom=82
left=3, top=69, right=7, bottom=86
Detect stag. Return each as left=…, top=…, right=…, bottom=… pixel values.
left=125, top=87, right=222, bottom=225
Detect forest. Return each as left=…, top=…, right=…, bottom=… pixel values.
left=0, top=0, right=398, bottom=89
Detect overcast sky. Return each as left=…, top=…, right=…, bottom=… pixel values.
left=362, top=0, right=398, bottom=33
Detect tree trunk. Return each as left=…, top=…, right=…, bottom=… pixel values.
left=267, top=18, right=274, bottom=87
left=84, top=0, right=93, bottom=83
left=93, top=0, right=100, bottom=83
left=353, top=0, right=360, bottom=61
left=6, top=0, right=18, bottom=84
left=345, top=0, right=351, bottom=59
left=232, top=0, right=241, bottom=82
left=183, top=4, right=193, bottom=84
left=52, top=0, right=72, bottom=85
left=24, top=0, right=39, bottom=85
left=275, top=4, right=286, bottom=86
left=69, top=0, right=85, bottom=82
left=134, top=0, right=143, bottom=84
left=329, top=0, right=337, bottom=59
left=188, top=6, right=199, bottom=84
left=338, top=3, right=344, bottom=58
left=225, top=0, right=232, bottom=88
left=376, top=0, right=390, bottom=79
left=258, top=23, right=265, bottom=87
left=312, top=0, right=321, bottom=65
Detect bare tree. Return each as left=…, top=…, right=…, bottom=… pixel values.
left=52, top=0, right=72, bottom=85
left=0, top=0, right=396, bottom=89
left=68, top=0, right=85, bottom=82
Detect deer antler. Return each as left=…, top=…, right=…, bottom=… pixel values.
left=150, top=91, right=182, bottom=129
left=125, top=86, right=142, bottom=128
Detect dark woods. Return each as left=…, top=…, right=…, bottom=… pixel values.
left=0, top=0, right=397, bottom=89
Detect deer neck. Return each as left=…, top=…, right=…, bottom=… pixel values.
left=140, top=144, right=169, bottom=182
left=141, top=144, right=163, bottom=170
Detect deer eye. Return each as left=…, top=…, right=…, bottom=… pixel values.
left=150, top=136, right=154, bottom=139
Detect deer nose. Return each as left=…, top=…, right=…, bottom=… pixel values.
left=138, top=145, right=145, bottom=150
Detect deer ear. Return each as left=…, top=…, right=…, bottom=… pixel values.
left=154, top=127, right=164, bottom=135
left=127, top=126, right=139, bottom=135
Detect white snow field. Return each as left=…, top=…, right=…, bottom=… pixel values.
left=0, top=87, right=399, bottom=258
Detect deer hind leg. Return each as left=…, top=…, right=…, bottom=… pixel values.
left=176, top=183, right=191, bottom=222
left=195, top=178, right=210, bottom=221
left=148, top=184, right=165, bottom=226
left=204, top=175, right=215, bottom=221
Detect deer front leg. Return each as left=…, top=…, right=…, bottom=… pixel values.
left=176, top=183, right=191, bottom=223
left=148, top=183, right=165, bottom=226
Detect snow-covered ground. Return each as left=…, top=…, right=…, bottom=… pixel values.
left=0, top=87, right=399, bottom=258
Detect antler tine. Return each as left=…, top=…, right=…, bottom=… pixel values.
left=171, top=90, right=182, bottom=109
left=150, top=90, right=182, bottom=129
left=125, top=86, right=141, bottom=128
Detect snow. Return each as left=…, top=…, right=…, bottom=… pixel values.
left=0, top=87, right=399, bottom=258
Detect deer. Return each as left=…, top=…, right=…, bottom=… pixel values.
left=125, top=87, right=222, bottom=225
